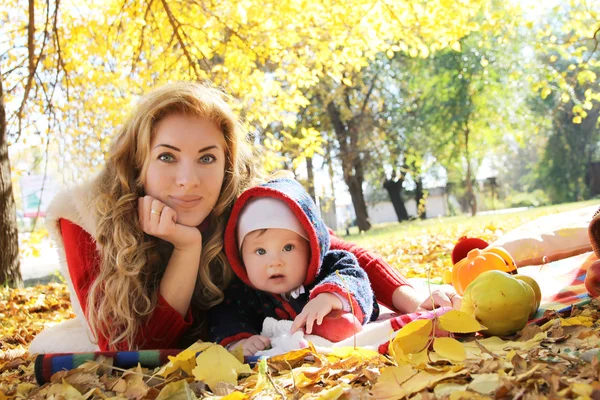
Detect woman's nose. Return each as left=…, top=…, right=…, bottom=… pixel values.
left=175, top=162, right=200, bottom=188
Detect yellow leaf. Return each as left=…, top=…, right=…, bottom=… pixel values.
left=46, top=380, right=85, bottom=399
left=222, top=392, right=248, bottom=400
left=438, top=310, right=484, bottom=333
left=370, top=365, right=417, bottom=399
left=573, top=115, right=582, bottom=124
left=230, top=344, right=244, bottom=364
left=468, top=373, right=502, bottom=395
left=329, top=346, right=379, bottom=360
left=561, top=93, right=570, bottom=103
left=342, top=78, right=352, bottom=86
left=192, top=345, right=252, bottom=389
left=373, top=365, right=466, bottom=399
left=312, top=383, right=348, bottom=399
left=390, top=319, right=432, bottom=355
left=158, top=342, right=214, bottom=377
left=560, top=316, right=594, bottom=327
left=386, top=49, right=394, bottom=59
left=541, top=87, right=552, bottom=99
left=156, top=380, right=198, bottom=400
left=433, top=338, right=466, bottom=362
left=450, top=41, right=461, bottom=52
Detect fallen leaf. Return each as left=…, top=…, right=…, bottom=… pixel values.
left=156, top=380, right=198, bottom=400
left=192, top=345, right=252, bottom=389
left=438, top=310, right=485, bottom=333
left=370, top=365, right=418, bottom=399
left=122, top=365, right=150, bottom=399
left=433, top=337, right=466, bottom=362
left=560, top=316, right=594, bottom=327
left=329, top=347, right=380, bottom=360
left=158, top=342, right=214, bottom=377
left=468, top=373, right=502, bottom=395
left=433, top=382, right=469, bottom=397
left=389, top=319, right=432, bottom=363
left=222, top=391, right=248, bottom=400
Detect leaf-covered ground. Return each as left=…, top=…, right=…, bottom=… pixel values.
left=2, top=201, right=599, bottom=399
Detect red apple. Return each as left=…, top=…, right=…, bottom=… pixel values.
left=585, top=260, right=600, bottom=297
left=451, top=236, right=489, bottom=265
left=311, top=310, right=363, bottom=342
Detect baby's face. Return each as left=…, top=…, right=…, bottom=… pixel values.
left=241, top=228, right=310, bottom=294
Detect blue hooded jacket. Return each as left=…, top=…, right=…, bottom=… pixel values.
left=207, top=178, right=378, bottom=346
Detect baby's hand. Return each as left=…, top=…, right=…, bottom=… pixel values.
left=291, top=293, right=342, bottom=334
left=233, top=335, right=270, bottom=356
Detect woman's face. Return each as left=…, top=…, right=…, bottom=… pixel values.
left=144, top=113, right=227, bottom=227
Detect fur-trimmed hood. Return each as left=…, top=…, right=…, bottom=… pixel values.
left=224, top=178, right=330, bottom=288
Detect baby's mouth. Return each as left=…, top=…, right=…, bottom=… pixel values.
left=270, top=274, right=285, bottom=280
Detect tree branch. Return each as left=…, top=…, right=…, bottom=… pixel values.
left=159, top=0, right=204, bottom=78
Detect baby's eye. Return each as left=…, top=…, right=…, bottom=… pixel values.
left=283, top=244, right=294, bottom=252
left=199, top=154, right=216, bottom=164
left=158, top=153, right=175, bottom=162
left=256, top=248, right=266, bottom=255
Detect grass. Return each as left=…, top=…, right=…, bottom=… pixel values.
left=336, top=199, right=599, bottom=281
left=340, top=199, right=599, bottom=247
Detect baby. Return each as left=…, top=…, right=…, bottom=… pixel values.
left=208, top=178, right=379, bottom=355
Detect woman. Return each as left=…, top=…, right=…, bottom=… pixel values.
left=29, top=82, right=458, bottom=353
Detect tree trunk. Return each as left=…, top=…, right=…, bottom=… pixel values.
left=464, top=122, right=477, bottom=216
left=306, top=156, right=316, bottom=202
left=0, top=69, right=22, bottom=288
left=383, top=178, right=409, bottom=222
left=415, top=176, right=427, bottom=220
left=325, top=138, right=337, bottom=226
left=326, top=102, right=371, bottom=232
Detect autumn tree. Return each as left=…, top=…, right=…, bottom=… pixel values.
left=1, top=0, right=64, bottom=287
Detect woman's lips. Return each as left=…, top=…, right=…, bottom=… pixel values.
left=169, top=196, right=203, bottom=209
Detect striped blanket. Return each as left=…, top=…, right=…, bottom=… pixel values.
left=34, top=251, right=596, bottom=384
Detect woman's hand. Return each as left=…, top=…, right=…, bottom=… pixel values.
left=392, top=285, right=462, bottom=314
left=290, top=293, right=343, bottom=334
left=417, top=290, right=462, bottom=311
left=138, top=196, right=202, bottom=250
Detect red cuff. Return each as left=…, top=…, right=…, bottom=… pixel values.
left=140, top=295, right=194, bottom=348
left=310, top=284, right=365, bottom=324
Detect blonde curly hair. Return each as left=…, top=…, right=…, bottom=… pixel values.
left=89, top=82, right=260, bottom=349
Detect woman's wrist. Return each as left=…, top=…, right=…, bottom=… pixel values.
left=392, top=286, right=421, bottom=314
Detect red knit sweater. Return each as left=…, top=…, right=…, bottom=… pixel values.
left=60, top=219, right=411, bottom=350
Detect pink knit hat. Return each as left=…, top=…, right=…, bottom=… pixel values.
left=236, top=197, right=309, bottom=249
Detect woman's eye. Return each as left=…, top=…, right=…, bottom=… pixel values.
left=158, top=153, right=175, bottom=162
left=199, top=154, right=216, bottom=164
left=283, top=244, right=294, bottom=252
left=256, top=248, right=266, bottom=255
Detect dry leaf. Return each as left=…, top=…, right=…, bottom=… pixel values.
left=468, top=373, right=502, bottom=395
left=389, top=319, right=433, bottom=363
left=370, top=365, right=418, bottom=399
left=329, top=347, right=380, bottom=360
left=158, top=342, right=214, bottom=377
left=433, top=337, right=466, bottom=362
left=438, top=310, right=485, bottom=333
left=192, top=345, right=252, bottom=389
left=222, top=391, right=249, bottom=400
left=560, top=316, right=594, bottom=327
left=155, top=379, right=198, bottom=400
